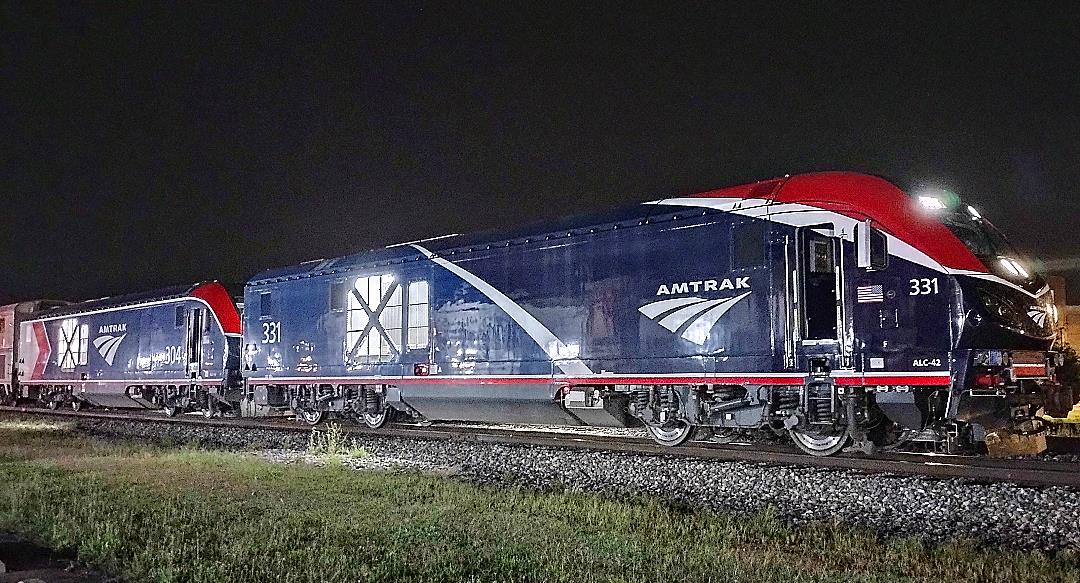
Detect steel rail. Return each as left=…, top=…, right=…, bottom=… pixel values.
left=3, top=405, right=1080, bottom=488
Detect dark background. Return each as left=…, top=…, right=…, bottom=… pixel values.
left=3, top=2, right=1079, bottom=304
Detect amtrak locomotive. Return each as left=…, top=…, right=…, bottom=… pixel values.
left=0, top=172, right=1066, bottom=455
left=2, top=283, right=242, bottom=415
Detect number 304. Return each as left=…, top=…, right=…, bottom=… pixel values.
left=909, top=278, right=939, bottom=296
left=262, top=321, right=281, bottom=344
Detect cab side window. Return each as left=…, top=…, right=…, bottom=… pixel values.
left=329, top=281, right=347, bottom=312
left=259, top=292, right=273, bottom=318
left=732, top=221, right=766, bottom=270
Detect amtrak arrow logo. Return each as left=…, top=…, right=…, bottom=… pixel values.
left=93, top=334, right=127, bottom=366
left=1028, top=308, right=1048, bottom=328
left=638, top=292, right=751, bottom=345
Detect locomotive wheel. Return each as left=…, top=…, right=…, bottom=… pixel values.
left=299, top=409, right=325, bottom=426
left=645, top=421, right=695, bottom=447
left=789, top=427, right=850, bottom=456
left=362, top=408, right=391, bottom=429
left=46, top=400, right=59, bottom=410
left=70, top=400, right=83, bottom=412
left=163, top=404, right=178, bottom=417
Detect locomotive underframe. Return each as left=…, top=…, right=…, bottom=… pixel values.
left=5, top=373, right=1069, bottom=457
left=4, top=382, right=234, bottom=416
left=198, top=369, right=1065, bottom=454
left=573, top=382, right=873, bottom=453
left=246, top=383, right=415, bottom=427
left=568, top=376, right=1060, bottom=454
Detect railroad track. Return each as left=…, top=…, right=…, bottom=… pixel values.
left=3, top=405, right=1080, bottom=488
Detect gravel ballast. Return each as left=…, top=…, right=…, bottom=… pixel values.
left=63, top=416, right=1080, bottom=552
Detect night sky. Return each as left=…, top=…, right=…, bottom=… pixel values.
left=3, top=2, right=1080, bottom=305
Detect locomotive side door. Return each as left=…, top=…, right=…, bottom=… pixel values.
left=793, top=225, right=848, bottom=370
left=185, top=307, right=204, bottom=378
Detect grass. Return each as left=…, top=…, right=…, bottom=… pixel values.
left=0, top=419, right=1077, bottom=582
left=308, top=421, right=369, bottom=459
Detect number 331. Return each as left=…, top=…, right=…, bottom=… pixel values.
left=262, top=321, right=281, bottom=344
left=909, top=278, right=939, bottom=296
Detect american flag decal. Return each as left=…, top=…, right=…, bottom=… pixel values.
left=857, top=284, right=884, bottom=303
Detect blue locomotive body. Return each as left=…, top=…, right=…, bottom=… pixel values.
left=18, top=282, right=243, bottom=413
left=243, top=172, right=1060, bottom=453
left=245, top=205, right=786, bottom=425
left=6, top=171, right=1057, bottom=455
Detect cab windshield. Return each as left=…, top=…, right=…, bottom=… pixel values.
left=940, top=210, right=1018, bottom=260
left=939, top=205, right=1047, bottom=295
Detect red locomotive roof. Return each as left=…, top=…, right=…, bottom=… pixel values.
left=190, top=282, right=243, bottom=335
left=690, top=171, right=987, bottom=273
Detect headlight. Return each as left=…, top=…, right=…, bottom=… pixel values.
left=998, top=257, right=1030, bottom=279
left=976, top=285, right=1054, bottom=337
left=977, top=288, right=1018, bottom=322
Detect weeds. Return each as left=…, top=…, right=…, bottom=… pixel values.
left=307, top=422, right=368, bottom=458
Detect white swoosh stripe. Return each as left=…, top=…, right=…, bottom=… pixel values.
left=411, top=244, right=593, bottom=376
left=653, top=197, right=948, bottom=274
left=652, top=198, right=1046, bottom=300
left=946, top=270, right=1048, bottom=300
left=657, top=298, right=727, bottom=332
left=638, top=296, right=708, bottom=319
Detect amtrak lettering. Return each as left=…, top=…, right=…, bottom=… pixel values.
left=655, top=277, right=749, bottom=296
left=98, top=323, right=127, bottom=334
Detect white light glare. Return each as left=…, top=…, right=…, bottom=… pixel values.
left=918, top=196, right=947, bottom=210
left=1011, top=260, right=1030, bottom=278
left=966, top=205, right=982, bottom=219
left=999, top=258, right=1020, bottom=277
left=999, top=258, right=1029, bottom=279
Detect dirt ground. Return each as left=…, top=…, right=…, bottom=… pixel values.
left=0, top=532, right=112, bottom=583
